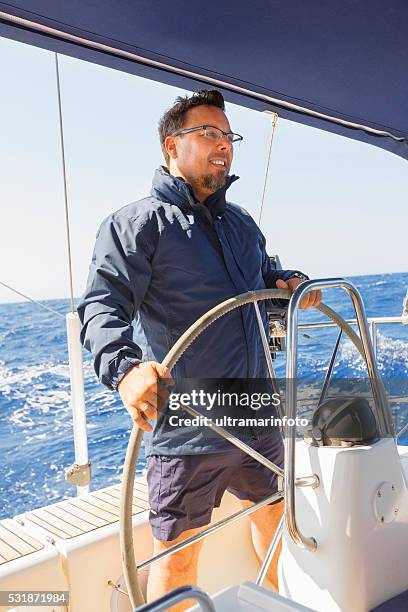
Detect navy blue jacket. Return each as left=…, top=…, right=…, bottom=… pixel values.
left=78, top=167, right=304, bottom=454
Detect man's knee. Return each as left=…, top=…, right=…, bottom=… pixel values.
left=152, top=531, right=203, bottom=574
left=158, top=547, right=197, bottom=574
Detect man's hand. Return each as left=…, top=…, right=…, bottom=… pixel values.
left=117, top=361, right=174, bottom=432
left=276, top=278, right=322, bottom=309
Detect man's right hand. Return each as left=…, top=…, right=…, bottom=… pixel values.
left=117, top=361, right=174, bottom=432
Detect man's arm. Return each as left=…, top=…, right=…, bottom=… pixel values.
left=77, top=211, right=155, bottom=390
left=78, top=211, right=173, bottom=430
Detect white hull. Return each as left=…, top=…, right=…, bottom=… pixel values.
left=2, top=440, right=408, bottom=611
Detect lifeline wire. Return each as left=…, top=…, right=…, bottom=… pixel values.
left=258, top=112, right=278, bottom=228
left=0, top=280, right=64, bottom=319
left=54, top=53, right=75, bottom=314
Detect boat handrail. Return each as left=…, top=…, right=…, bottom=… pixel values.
left=301, top=316, right=406, bottom=363
left=134, top=585, right=216, bottom=612
left=299, top=315, right=404, bottom=329
left=284, top=278, right=394, bottom=553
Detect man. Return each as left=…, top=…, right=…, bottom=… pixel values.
left=78, top=89, right=321, bottom=609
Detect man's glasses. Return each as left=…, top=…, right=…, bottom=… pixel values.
left=172, top=125, right=243, bottom=146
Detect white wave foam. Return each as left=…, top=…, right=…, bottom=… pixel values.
left=24, top=432, right=48, bottom=443
left=9, top=407, right=35, bottom=427
left=376, top=334, right=408, bottom=374
left=339, top=332, right=408, bottom=375
left=0, top=362, right=71, bottom=392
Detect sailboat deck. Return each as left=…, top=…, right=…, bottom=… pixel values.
left=0, top=521, right=44, bottom=565
left=0, top=479, right=150, bottom=562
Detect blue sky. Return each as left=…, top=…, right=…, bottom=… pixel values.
left=1, top=36, right=407, bottom=304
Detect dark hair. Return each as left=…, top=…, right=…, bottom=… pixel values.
left=158, top=89, right=226, bottom=166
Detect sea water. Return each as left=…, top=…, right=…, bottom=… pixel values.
left=0, top=272, right=407, bottom=519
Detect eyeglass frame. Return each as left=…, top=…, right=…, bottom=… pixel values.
left=171, top=124, right=243, bottom=145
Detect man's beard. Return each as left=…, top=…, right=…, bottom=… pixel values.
left=200, top=170, right=228, bottom=193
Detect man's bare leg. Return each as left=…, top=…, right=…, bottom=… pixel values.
left=240, top=498, right=284, bottom=591
left=147, top=526, right=205, bottom=612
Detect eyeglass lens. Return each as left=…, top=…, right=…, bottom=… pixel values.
left=204, top=126, right=241, bottom=145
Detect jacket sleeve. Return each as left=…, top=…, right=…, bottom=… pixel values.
left=77, top=211, right=157, bottom=390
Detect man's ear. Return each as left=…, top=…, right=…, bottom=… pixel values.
left=165, top=135, right=178, bottom=161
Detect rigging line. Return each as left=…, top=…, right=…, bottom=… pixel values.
left=0, top=280, right=65, bottom=319
left=54, top=53, right=75, bottom=314
left=258, top=112, right=278, bottom=228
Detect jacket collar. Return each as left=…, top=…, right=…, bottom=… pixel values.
left=150, top=166, right=239, bottom=220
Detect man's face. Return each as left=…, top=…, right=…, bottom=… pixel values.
left=166, top=105, right=234, bottom=201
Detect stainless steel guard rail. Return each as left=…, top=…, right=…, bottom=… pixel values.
left=284, top=278, right=394, bottom=552
left=134, top=585, right=216, bottom=612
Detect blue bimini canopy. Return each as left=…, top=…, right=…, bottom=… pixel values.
left=1, top=1, right=407, bottom=160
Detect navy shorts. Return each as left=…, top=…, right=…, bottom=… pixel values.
left=146, top=431, right=284, bottom=541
